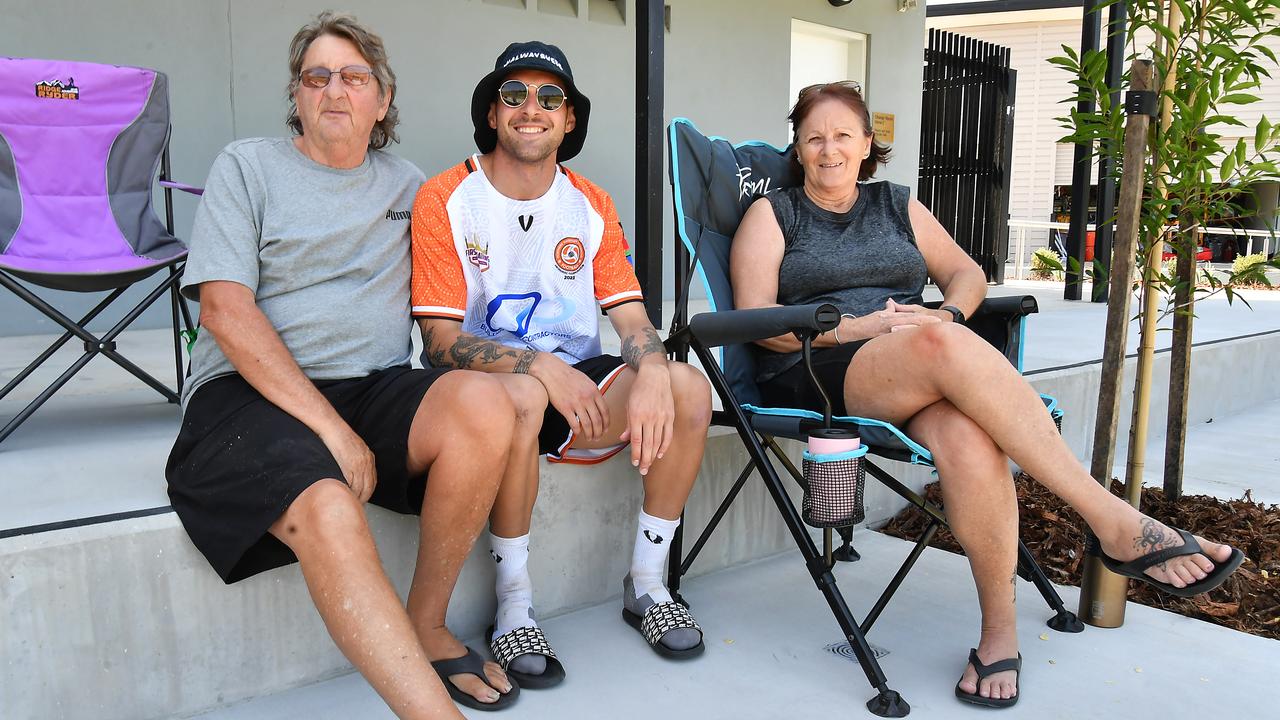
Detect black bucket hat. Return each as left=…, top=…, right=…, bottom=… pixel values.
left=471, top=41, right=591, bottom=162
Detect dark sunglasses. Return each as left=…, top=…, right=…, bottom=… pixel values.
left=299, top=65, right=374, bottom=89
left=798, top=80, right=863, bottom=98
left=498, top=79, right=567, bottom=112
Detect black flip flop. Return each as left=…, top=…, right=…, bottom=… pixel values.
left=954, top=648, right=1021, bottom=709
left=487, top=624, right=566, bottom=689
left=430, top=646, right=520, bottom=711
left=622, top=602, right=705, bottom=660
left=1090, top=529, right=1245, bottom=599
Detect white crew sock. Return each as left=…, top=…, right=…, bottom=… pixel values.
left=630, top=510, right=681, bottom=604
left=490, top=532, right=536, bottom=639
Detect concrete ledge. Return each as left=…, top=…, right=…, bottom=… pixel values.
left=1028, top=331, right=1280, bottom=478
left=1, top=430, right=807, bottom=720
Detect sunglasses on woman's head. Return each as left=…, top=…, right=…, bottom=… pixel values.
left=299, top=65, right=374, bottom=89
left=498, top=79, right=567, bottom=112
left=799, top=80, right=863, bottom=98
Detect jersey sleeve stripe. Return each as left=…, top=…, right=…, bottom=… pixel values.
left=412, top=305, right=466, bottom=319
left=599, top=291, right=645, bottom=309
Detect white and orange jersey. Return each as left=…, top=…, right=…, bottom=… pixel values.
left=411, top=156, right=643, bottom=364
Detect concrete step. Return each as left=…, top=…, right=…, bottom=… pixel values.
left=191, top=532, right=1280, bottom=720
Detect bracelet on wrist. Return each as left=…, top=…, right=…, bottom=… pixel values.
left=833, top=313, right=857, bottom=345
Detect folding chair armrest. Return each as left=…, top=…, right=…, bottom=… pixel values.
left=158, top=179, right=204, bottom=196
left=683, top=303, right=839, bottom=348
left=924, top=295, right=1038, bottom=320
left=924, top=295, right=1038, bottom=367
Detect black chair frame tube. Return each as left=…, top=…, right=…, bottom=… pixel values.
left=683, top=337, right=909, bottom=717
left=0, top=281, right=125, bottom=399
left=0, top=265, right=189, bottom=445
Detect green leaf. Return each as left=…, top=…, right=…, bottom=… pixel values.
left=1221, top=149, right=1237, bottom=179
left=1221, top=93, right=1263, bottom=104
left=1256, top=116, right=1272, bottom=153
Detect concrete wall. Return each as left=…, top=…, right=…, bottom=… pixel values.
left=0, top=431, right=807, bottom=720
left=0, top=0, right=926, bottom=337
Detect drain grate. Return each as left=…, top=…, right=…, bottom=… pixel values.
left=825, top=640, right=890, bottom=661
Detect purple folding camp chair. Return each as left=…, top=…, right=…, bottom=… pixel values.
left=0, top=57, right=199, bottom=446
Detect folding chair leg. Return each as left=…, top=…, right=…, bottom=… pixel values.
left=0, top=266, right=185, bottom=445
left=1017, top=540, right=1084, bottom=632
left=694, top=343, right=908, bottom=717
left=864, top=457, right=1084, bottom=634
left=0, top=347, right=98, bottom=444
left=668, top=521, right=684, bottom=605
left=862, top=519, right=941, bottom=635
left=170, top=283, right=184, bottom=395
left=674, top=459, right=757, bottom=580
left=833, top=526, right=860, bottom=562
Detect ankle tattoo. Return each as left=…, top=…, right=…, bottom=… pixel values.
left=1134, top=517, right=1177, bottom=571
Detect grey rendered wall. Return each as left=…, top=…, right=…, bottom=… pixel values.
left=0, top=0, right=924, bottom=337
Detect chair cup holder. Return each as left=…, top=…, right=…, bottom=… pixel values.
left=801, top=446, right=868, bottom=529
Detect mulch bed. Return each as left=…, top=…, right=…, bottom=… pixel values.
left=879, top=473, right=1280, bottom=640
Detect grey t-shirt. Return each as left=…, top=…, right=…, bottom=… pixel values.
left=756, top=181, right=927, bottom=382
left=180, top=137, right=426, bottom=406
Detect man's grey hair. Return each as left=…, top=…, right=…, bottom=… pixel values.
left=285, top=11, right=399, bottom=150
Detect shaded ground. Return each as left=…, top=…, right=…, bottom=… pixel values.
left=881, top=473, right=1280, bottom=640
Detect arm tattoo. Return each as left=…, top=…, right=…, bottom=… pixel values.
left=422, top=324, right=528, bottom=371
left=420, top=324, right=448, bottom=368
left=621, top=326, right=666, bottom=370
left=513, top=348, right=537, bottom=374
left=447, top=335, right=522, bottom=370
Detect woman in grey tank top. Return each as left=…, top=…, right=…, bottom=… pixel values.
left=729, top=82, right=1242, bottom=708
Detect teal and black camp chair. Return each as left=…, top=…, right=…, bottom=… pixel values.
left=664, top=118, right=1082, bottom=717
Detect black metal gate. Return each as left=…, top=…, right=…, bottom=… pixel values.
left=918, top=28, right=1017, bottom=283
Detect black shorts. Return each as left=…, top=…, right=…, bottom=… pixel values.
left=165, top=366, right=450, bottom=584
left=538, top=354, right=629, bottom=464
left=757, top=340, right=872, bottom=417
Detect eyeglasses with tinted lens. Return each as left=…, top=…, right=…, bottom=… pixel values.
left=299, top=65, right=374, bottom=89
left=798, top=80, right=863, bottom=99
left=498, top=79, right=567, bottom=112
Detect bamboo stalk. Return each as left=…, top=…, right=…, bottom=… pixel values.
left=1078, top=58, right=1156, bottom=628
left=1128, top=0, right=1182, bottom=507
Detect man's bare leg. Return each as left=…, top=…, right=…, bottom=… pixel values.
left=403, top=372, right=515, bottom=705
left=488, top=375, right=549, bottom=538
left=843, top=323, right=1234, bottom=587
left=270, top=479, right=464, bottom=720
left=907, top=400, right=1020, bottom=702
left=575, top=362, right=713, bottom=519
left=576, top=362, right=712, bottom=652
left=484, top=374, right=552, bottom=677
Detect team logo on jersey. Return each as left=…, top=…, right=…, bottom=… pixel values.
left=518, top=214, right=534, bottom=232
left=35, top=77, right=79, bottom=100
left=485, top=293, right=578, bottom=339
left=554, top=237, right=585, bottom=275
left=465, top=235, right=490, bottom=272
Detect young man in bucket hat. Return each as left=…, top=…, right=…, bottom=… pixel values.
left=411, top=41, right=713, bottom=703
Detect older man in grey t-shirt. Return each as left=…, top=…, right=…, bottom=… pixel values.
left=165, top=13, right=519, bottom=717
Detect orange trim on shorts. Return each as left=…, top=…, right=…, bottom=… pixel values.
left=546, top=363, right=630, bottom=465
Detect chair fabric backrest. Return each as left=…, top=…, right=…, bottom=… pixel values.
left=0, top=57, right=184, bottom=288
left=668, top=118, right=802, bottom=405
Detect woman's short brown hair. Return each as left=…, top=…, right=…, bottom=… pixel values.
left=285, top=11, right=400, bottom=150
left=788, top=81, right=891, bottom=181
